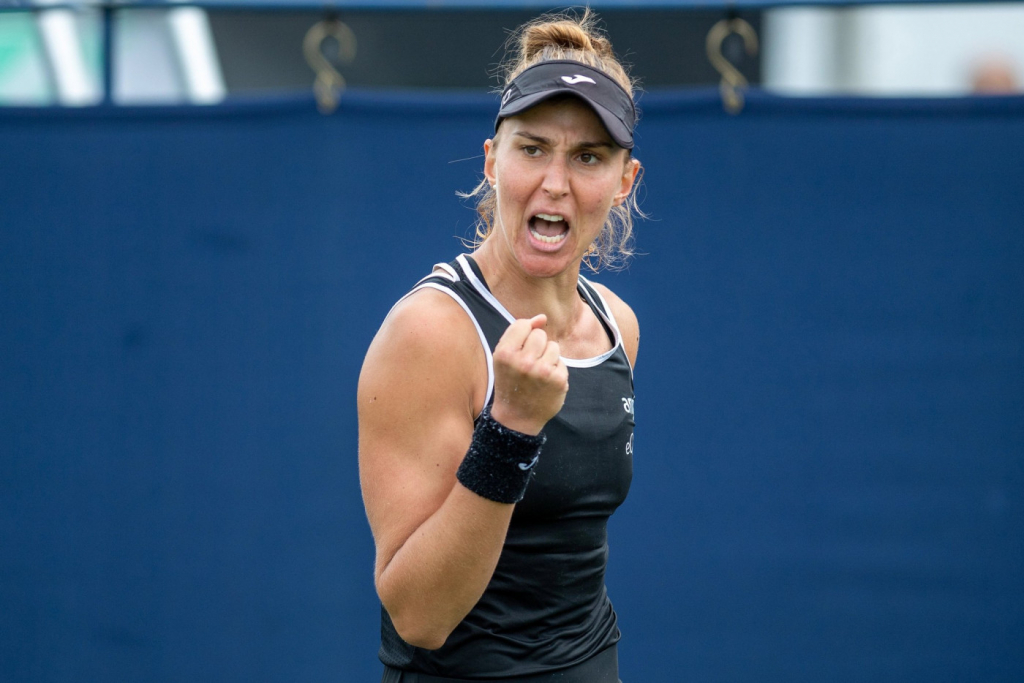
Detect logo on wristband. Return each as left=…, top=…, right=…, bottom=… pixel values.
left=518, top=455, right=540, bottom=471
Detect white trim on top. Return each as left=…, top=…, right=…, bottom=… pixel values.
left=457, top=254, right=622, bottom=369
left=580, top=276, right=634, bottom=378
left=457, top=254, right=516, bottom=324
left=386, top=282, right=494, bottom=414
left=567, top=280, right=621, bottom=368
left=411, top=262, right=459, bottom=289
left=433, top=262, right=460, bottom=282
left=578, top=276, right=622, bottom=338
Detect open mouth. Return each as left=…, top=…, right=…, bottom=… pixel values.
left=529, top=213, right=569, bottom=245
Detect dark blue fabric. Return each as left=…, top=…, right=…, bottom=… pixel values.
left=1, top=88, right=1022, bottom=682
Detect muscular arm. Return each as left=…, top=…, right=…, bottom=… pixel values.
left=358, top=289, right=505, bottom=650
left=358, top=289, right=567, bottom=650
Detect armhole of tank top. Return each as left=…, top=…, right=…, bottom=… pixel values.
left=578, top=276, right=634, bottom=379
left=384, top=281, right=494, bottom=416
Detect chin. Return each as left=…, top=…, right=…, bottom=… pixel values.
left=515, top=248, right=578, bottom=279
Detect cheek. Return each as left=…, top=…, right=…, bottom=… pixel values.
left=579, top=177, right=622, bottom=216
left=494, top=159, right=531, bottom=197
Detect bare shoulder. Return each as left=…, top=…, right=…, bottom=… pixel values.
left=359, top=286, right=489, bottom=571
left=359, top=286, right=485, bottom=427
left=588, top=281, right=639, bottom=368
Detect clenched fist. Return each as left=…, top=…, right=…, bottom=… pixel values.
left=490, top=315, right=569, bottom=436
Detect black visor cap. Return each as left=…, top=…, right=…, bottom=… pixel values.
left=495, top=60, right=636, bottom=150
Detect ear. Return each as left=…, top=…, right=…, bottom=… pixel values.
left=612, top=157, right=641, bottom=207
left=483, top=138, right=496, bottom=187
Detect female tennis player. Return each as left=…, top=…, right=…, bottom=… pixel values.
left=359, top=11, right=643, bottom=682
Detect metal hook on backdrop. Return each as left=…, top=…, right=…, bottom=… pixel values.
left=706, top=13, right=759, bottom=115
left=303, top=16, right=357, bottom=114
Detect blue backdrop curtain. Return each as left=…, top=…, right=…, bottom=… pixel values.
left=1, top=90, right=1022, bottom=682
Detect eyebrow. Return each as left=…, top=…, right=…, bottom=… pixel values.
left=511, top=131, right=614, bottom=150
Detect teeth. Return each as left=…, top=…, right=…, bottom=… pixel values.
left=530, top=228, right=567, bottom=244
left=535, top=213, right=565, bottom=222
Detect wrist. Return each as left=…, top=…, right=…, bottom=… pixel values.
left=489, top=402, right=544, bottom=436
left=456, top=406, right=546, bottom=504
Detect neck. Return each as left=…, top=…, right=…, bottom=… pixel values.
left=472, top=241, right=584, bottom=343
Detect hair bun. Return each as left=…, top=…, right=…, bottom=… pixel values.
left=503, top=10, right=633, bottom=95
left=521, top=21, right=595, bottom=60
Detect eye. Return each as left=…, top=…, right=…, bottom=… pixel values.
left=522, top=145, right=542, bottom=157
left=579, top=151, right=601, bottom=165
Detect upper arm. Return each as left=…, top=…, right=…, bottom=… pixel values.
left=590, top=282, right=639, bottom=369
left=357, top=288, right=487, bottom=582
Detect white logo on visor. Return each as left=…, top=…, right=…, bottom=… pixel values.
left=561, top=75, right=596, bottom=85
left=502, top=89, right=513, bottom=105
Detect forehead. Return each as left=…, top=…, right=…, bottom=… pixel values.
left=500, top=97, right=614, bottom=145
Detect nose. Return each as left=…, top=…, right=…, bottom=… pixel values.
left=541, top=156, right=570, bottom=199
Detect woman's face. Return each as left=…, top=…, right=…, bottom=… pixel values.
left=483, top=98, right=639, bottom=279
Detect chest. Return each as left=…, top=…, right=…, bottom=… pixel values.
left=512, top=351, right=635, bottom=523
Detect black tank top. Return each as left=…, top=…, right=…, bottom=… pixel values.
left=379, top=255, right=635, bottom=679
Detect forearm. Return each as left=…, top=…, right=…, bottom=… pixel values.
left=376, top=483, right=513, bottom=650
left=362, top=305, right=564, bottom=650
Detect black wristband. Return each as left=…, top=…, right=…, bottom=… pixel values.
left=456, top=406, right=546, bottom=504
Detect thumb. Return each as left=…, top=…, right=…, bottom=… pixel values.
left=529, top=314, right=547, bottom=330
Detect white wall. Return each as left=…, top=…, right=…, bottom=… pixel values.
left=764, top=3, right=1024, bottom=95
